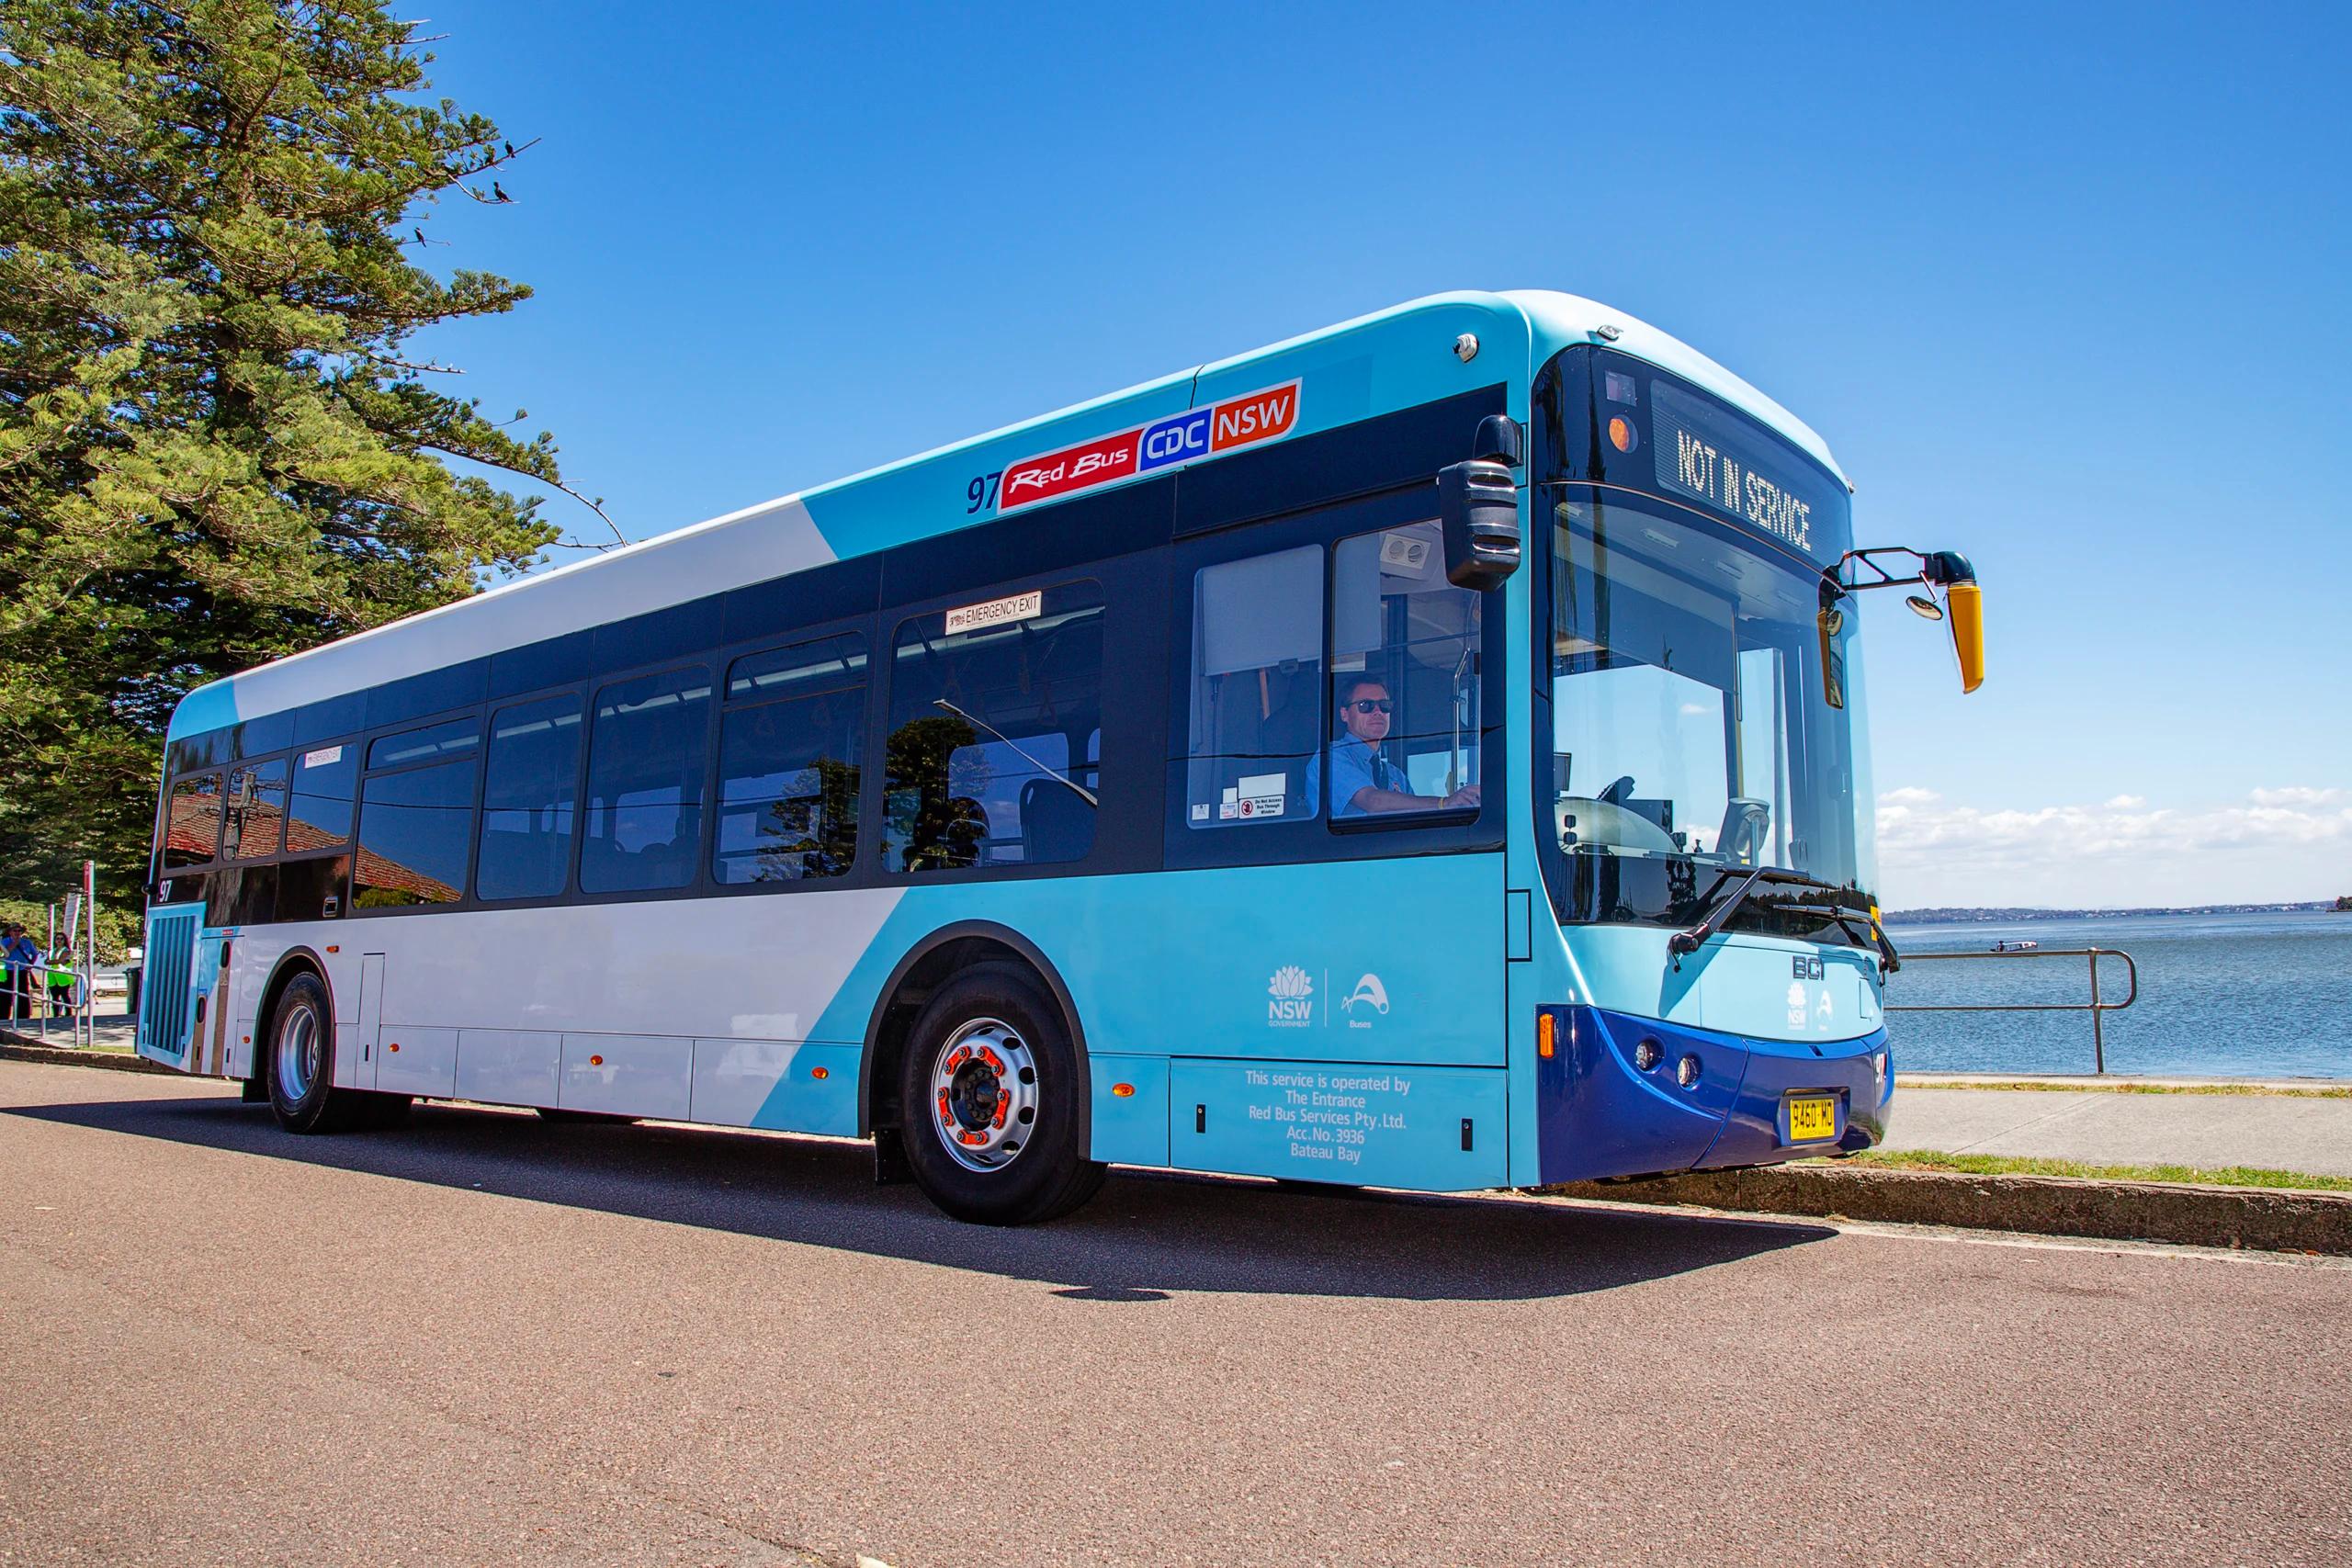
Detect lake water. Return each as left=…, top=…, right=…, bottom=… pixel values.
left=1881, top=909, right=2352, bottom=1079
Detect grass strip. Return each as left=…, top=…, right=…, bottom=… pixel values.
left=1902, top=1078, right=2352, bottom=1100
left=1815, top=1147, right=2352, bottom=1191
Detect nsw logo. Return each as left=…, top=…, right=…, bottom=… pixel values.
left=1209, top=380, right=1298, bottom=453
left=1267, top=964, right=1314, bottom=1027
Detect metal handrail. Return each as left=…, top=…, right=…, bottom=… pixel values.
left=1883, top=946, right=2139, bottom=1073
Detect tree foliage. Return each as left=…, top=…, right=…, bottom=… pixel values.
left=0, top=0, right=593, bottom=908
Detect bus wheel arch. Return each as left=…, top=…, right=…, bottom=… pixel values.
left=255, top=950, right=409, bottom=1134
left=254, top=948, right=333, bottom=1093
left=859, top=922, right=1091, bottom=1152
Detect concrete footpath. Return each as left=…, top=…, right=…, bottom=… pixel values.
left=1886, top=1081, right=2352, bottom=1178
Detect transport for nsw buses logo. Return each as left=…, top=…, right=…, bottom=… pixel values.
left=1267, top=964, right=1314, bottom=1027
left=999, top=380, right=1301, bottom=514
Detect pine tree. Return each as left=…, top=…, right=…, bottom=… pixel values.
left=0, top=0, right=602, bottom=908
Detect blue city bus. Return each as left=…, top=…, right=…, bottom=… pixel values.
left=137, top=291, right=1983, bottom=1223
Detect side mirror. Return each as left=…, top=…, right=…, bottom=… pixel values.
left=1439, top=459, right=1521, bottom=590
left=1921, top=550, right=1984, bottom=694
left=1821, top=545, right=1984, bottom=704
left=1946, top=581, right=1984, bottom=694
left=1440, top=417, right=1524, bottom=591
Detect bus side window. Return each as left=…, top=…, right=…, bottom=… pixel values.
left=581, top=666, right=713, bottom=895
left=1185, top=546, right=1323, bottom=828
left=476, top=694, right=583, bottom=900
left=164, top=773, right=225, bottom=870
left=1327, top=523, right=1482, bottom=820
left=288, top=741, right=357, bottom=848
left=354, top=750, right=478, bottom=908
left=715, top=633, right=866, bottom=886
left=882, top=581, right=1103, bottom=874
left=223, top=758, right=288, bottom=861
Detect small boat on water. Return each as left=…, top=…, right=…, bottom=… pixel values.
left=1990, top=939, right=2041, bottom=953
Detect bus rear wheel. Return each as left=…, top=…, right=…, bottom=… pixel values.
left=899, top=963, right=1103, bottom=1224
left=266, top=973, right=366, bottom=1134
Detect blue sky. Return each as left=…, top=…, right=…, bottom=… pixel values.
left=408, top=1, right=2351, bottom=908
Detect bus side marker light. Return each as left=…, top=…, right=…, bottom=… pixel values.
left=810, top=1066, right=829, bottom=1079
left=589, top=1054, right=604, bottom=1066
left=1536, top=1015, right=1556, bottom=1059
left=388, top=1042, right=399, bottom=1053
left=1112, top=1082, right=1136, bottom=1098
left=324, top=945, right=338, bottom=953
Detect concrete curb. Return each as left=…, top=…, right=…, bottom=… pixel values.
left=1, top=1038, right=171, bottom=1074
left=1546, top=1165, right=2352, bottom=1256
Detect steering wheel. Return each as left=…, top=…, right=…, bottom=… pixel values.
left=1598, top=774, right=1635, bottom=806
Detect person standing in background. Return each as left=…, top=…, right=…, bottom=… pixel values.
left=0, top=923, right=40, bottom=1021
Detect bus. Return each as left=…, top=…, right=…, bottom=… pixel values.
left=136, top=291, right=1983, bottom=1224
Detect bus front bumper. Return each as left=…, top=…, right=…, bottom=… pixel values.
left=1533, top=1007, right=1891, bottom=1186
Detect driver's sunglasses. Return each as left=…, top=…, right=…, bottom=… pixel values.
left=1349, top=698, right=1394, bottom=714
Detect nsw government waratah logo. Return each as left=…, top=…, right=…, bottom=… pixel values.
left=1267, top=965, right=1314, bottom=1026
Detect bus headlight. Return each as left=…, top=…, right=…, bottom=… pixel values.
left=1675, top=1054, right=1702, bottom=1089
left=1634, top=1038, right=1663, bottom=1073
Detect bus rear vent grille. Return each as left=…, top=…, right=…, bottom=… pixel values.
left=137, top=906, right=201, bottom=1060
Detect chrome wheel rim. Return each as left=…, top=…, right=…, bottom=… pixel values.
left=275, top=1003, right=321, bottom=1102
left=927, top=1016, right=1037, bottom=1172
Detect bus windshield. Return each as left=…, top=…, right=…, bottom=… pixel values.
left=1527, top=344, right=1883, bottom=933
left=1545, top=492, right=1875, bottom=914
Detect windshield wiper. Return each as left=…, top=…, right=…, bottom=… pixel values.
left=1668, top=866, right=1893, bottom=970
left=1766, top=899, right=1902, bottom=973
left=932, top=699, right=1098, bottom=807
left=1668, top=864, right=1772, bottom=962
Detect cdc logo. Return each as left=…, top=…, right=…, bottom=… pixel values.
left=1137, top=408, right=1213, bottom=473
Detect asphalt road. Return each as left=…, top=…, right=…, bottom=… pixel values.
left=3, top=1060, right=2347, bottom=1568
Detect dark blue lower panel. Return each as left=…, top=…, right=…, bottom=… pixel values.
left=1535, top=1007, right=1889, bottom=1185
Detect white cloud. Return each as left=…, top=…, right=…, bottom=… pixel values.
left=1875, top=785, right=2352, bottom=907
left=2250, top=786, right=2349, bottom=808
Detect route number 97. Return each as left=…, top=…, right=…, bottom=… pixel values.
left=967, top=471, right=1002, bottom=514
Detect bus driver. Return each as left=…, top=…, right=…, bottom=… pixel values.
left=1329, top=676, right=1481, bottom=817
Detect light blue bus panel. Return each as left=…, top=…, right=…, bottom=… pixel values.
left=1170, top=1058, right=1507, bottom=1190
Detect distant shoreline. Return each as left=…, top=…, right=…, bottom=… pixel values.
left=1883, top=902, right=2341, bottom=925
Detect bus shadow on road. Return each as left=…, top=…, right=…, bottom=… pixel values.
left=8, top=1089, right=1836, bottom=1302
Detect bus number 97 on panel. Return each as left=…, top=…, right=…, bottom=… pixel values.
left=967, top=470, right=1001, bottom=514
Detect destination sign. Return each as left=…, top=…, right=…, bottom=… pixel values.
left=1648, top=379, right=1834, bottom=560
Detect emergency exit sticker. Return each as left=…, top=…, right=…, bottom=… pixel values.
left=997, top=380, right=1301, bottom=514
left=945, top=589, right=1043, bottom=635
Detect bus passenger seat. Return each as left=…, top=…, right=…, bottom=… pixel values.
left=1020, top=777, right=1096, bottom=864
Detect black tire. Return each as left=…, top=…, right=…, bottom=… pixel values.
left=536, top=1106, right=639, bottom=1125
left=898, top=962, right=1104, bottom=1225
left=265, top=973, right=357, bottom=1134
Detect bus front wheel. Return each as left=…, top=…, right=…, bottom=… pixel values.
left=898, top=963, right=1104, bottom=1225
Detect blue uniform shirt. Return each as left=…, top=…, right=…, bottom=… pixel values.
left=1326, top=733, right=1405, bottom=818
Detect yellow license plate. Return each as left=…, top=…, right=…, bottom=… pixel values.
left=1787, top=1095, right=1839, bottom=1143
